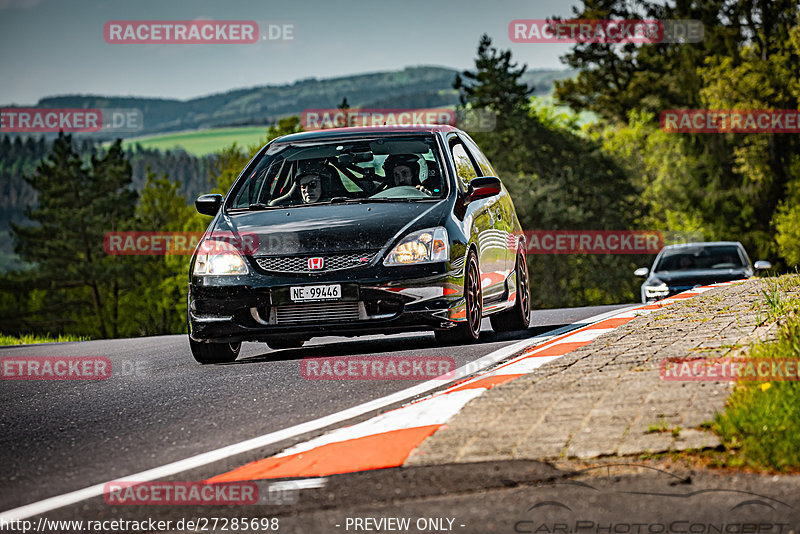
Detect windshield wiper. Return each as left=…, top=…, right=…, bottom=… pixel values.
left=364, top=197, right=421, bottom=202
left=247, top=202, right=273, bottom=210
left=322, top=197, right=414, bottom=204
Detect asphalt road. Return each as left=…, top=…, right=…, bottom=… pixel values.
left=0, top=304, right=629, bottom=518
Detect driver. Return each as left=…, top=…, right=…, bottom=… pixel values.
left=298, top=173, right=326, bottom=203
left=381, top=154, right=431, bottom=195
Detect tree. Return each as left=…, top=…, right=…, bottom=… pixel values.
left=454, top=34, right=533, bottom=121
left=456, top=35, right=645, bottom=307
left=117, top=169, right=195, bottom=336
left=454, top=34, right=537, bottom=173
left=553, top=0, right=800, bottom=264
left=10, top=134, right=138, bottom=338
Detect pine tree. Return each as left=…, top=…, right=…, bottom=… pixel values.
left=10, top=134, right=138, bottom=338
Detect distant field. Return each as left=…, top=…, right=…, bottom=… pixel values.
left=121, top=127, right=269, bottom=156
left=118, top=96, right=595, bottom=157
left=533, top=95, right=599, bottom=127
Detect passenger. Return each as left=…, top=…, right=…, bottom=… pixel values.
left=678, top=256, right=695, bottom=269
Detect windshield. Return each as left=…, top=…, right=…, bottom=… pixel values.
left=228, top=135, right=446, bottom=209
left=654, top=245, right=747, bottom=272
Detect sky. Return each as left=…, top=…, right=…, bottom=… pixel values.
left=0, top=0, right=580, bottom=105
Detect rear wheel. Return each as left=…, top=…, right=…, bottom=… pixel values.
left=189, top=338, right=241, bottom=364
left=490, top=252, right=531, bottom=332
left=265, top=337, right=306, bottom=350
left=435, top=251, right=482, bottom=344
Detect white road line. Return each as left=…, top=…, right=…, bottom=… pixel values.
left=267, top=478, right=327, bottom=491
left=0, top=306, right=633, bottom=522
left=483, top=354, right=564, bottom=375
left=275, top=389, right=485, bottom=458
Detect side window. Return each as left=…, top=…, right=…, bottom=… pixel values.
left=450, top=142, right=479, bottom=191
left=460, top=134, right=496, bottom=177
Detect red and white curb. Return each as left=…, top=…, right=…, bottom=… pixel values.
left=209, top=281, right=741, bottom=483
left=0, top=281, right=739, bottom=521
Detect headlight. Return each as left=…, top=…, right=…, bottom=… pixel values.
left=384, top=227, right=449, bottom=266
left=644, top=279, right=669, bottom=298
left=193, top=239, right=249, bottom=275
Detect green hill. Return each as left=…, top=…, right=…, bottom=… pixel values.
left=15, top=66, right=575, bottom=139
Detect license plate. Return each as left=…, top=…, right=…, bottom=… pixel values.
left=290, top=284, right=341, bottom=302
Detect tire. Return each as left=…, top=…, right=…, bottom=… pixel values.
left=265, top=337, right=306, bottom=350
left=435, top=250, right=482, bottom=344
left=490, top=252, right=531, bottom=332
left=189, top=338, right=241, bottom=364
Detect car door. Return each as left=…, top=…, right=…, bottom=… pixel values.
left=448, top=136, right=506, bottom=302
left=459, top=133, right=513, bottom=278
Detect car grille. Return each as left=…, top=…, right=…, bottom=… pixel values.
left=274, top=301, right=363, bottom=325
left=254, top=252, right=377, bottom=273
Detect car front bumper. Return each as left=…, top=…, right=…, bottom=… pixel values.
left=188, top=262, right=468, bottom=343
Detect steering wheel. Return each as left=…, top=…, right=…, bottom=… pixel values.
left=369, top=185, right=430, bottom=199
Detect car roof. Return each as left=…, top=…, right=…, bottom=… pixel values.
left=271, top=124, right=460, bottom=144
left=660, top=241, right=743, bottom=251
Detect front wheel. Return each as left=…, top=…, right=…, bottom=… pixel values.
left=490, top=252, right=531, bottom=332
left=435, top=250, right=482, bottom=344
left=189, top=338, right=241, bottom=364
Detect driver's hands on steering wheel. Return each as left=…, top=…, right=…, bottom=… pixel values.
left=415, top=185, right=432, bottom=195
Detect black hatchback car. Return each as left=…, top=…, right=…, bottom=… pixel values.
left=187, top=125, right=530, bottom=363
left=634, top=241, right=771, bottom=303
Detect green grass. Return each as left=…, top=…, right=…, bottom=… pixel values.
left=646, top=418, right=681, bottom=437
left=121, top=126, right=270, bottom=156
left=757, top=275, right=800, bottom=325
left=712, top=306, right=800, bottom=471
left=0, top=333, right=90, bottom=346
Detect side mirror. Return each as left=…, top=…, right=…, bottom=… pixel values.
left=468, top=176, right=502, bottom=200
left=634, top=267, right=649, bottom=277
left=195, top=194, right=223, bottom=216
left=754, top=260, right=772, bottom=270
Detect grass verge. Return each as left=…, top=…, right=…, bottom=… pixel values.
left=0, top=333, right=90, bottom=346
left=712, top=296, right=800, bottom=471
